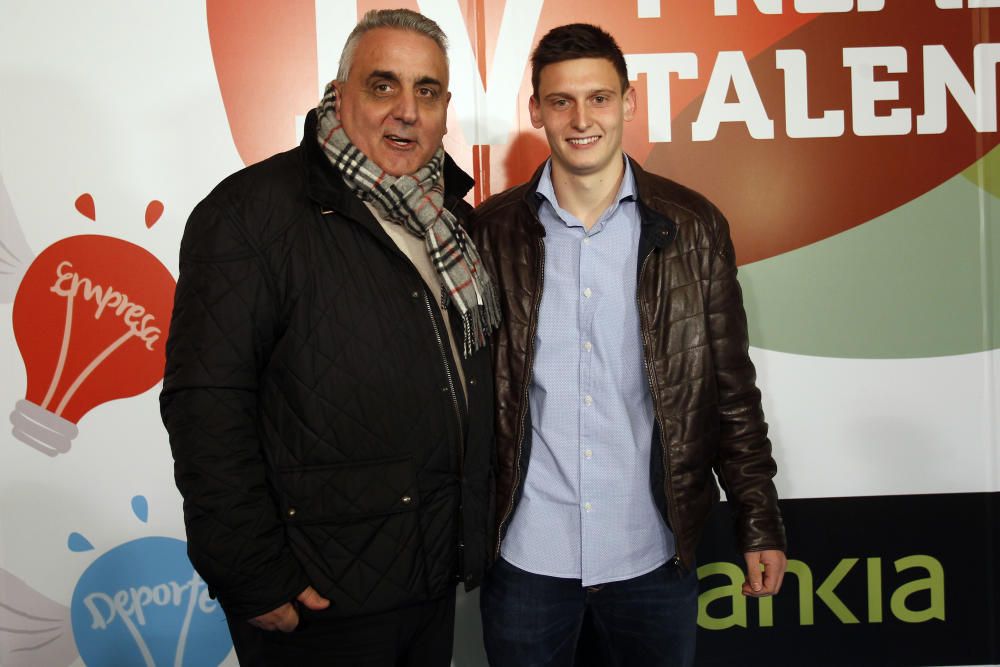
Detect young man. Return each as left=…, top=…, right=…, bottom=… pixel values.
left=470, top=23, right=787, bottom=666
left=160, top=9, right=500, bottom=666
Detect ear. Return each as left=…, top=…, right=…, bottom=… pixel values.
left=331, top=80, right=345, bottom=118
left=623, top=85, right=637, bottom=123
left=444, top=90, right=452, bottom=135
left=529, top=96, right=544, bottom=129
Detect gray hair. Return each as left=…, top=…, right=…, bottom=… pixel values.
left=337, top=9, right=449, bottom=81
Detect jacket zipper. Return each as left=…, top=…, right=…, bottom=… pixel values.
left=495, top=236, right=545, bottom=558
left=343, top=202, right=465, bottom=460
left=636, top=250, right=685, bottom=570
left=422, top=291, right=466, bottom=576
left=423, top=291, right=464, bottom=454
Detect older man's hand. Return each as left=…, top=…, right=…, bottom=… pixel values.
left=742, top=549, right=787, bottom=597
left=248, top=586, right=330, bottom=632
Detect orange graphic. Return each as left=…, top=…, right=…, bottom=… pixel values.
left=74, top=194, right=96, bottom=222
left=206, top=2, right=999, bottom=264
left=646, top=3, right=1000, bottom=265
left=144, top=201, right=165, bottom=228
left=206, top=1, right=811, bottom=181
left=10, top=235, right=176, bottom=456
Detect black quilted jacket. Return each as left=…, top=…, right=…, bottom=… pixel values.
left=469, top=158, right=785, bottom=572
left=160, top=110, right=495, bottom=621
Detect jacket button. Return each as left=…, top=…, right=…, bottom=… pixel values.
left=401, top=496, right=412, bottom=504
left=411, top=290, right=420, bottom=298
left=287, top=507, right=297, bottom=518
left=469, top=378, right=477, bottom=386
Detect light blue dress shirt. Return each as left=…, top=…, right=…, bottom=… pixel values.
left=500, top=158, right=675, bottom=586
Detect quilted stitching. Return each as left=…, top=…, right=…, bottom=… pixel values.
left=161, top=135, right=494, bottom=619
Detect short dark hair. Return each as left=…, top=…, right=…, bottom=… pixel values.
left=530, top=23, right=629, bottom=99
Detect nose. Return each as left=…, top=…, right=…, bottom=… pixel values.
left=393, top=90, right=419, bottom=125
left=571, top=104, right=590, bottom=130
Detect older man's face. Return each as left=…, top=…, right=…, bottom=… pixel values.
left=334, top=27, right=451, bottom=177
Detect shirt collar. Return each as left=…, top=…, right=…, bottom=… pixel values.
left=535, top=156, right=637, bottom=229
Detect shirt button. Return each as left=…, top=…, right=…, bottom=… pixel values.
left=583, top=237, right=591, bottom=245
left=584, top=395, right=593, bottom=406
left=583, top=288, right=592, bottom=298
left=584, top=502, right=593, bottom=512
left=583, top=341, right=593, bottom=352
left=584, top=449, right=593, bottom=459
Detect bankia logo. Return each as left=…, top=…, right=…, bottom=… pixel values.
left=690, top=494, right=999, bottom=666
left=206, top=1, right=1000, bottom=264
left=698, top=555, right=945, bottom=629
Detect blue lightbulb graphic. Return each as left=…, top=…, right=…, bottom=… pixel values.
left=68, top=497, right=231, bottom=666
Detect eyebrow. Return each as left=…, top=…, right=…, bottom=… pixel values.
left=367, top=70, right=401, bottom=84
left=545, top=88, right=617, bottom=100
left=366, top=70, right=443, bottom=89
left=415, top=76, right=443, bottom=88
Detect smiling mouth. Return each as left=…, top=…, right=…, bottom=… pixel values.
left=385, top=134, right=416, bottom=148
left=567, top=136, right=600, bottom=146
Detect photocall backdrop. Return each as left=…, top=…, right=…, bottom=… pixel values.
left=1, top=1, right=997, bottom=666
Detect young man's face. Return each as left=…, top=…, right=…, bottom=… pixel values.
left=529, top=57, right=636, bottom=179
left=334, top=27, right=451, bottom=177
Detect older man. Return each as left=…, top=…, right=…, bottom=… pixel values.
left=160, top=9, right=500, bottom=666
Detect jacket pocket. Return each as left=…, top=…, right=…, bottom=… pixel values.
left=275, top=456, right=430, bottom=613
left=275, top=456, right=420, bottom=525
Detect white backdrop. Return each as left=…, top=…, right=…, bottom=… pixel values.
left=1, top=2, right=997, bottom=666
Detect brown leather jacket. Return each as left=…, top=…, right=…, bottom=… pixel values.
left=468, top=158, right=786, bottom=571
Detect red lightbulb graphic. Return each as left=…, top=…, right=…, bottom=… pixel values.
left=10, top=235, right=176, bottom=456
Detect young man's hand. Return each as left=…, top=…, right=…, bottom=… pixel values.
left=742, top=549, right=787, bottom=597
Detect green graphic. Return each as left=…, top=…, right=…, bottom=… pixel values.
left=740, top=156, right=999, bottom=358
left=962, top=143, right=1000, bottom=199
left=698, top=556, right=945, bottom=629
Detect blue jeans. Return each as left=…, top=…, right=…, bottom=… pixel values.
left=480, top=557, right=698, bottom=667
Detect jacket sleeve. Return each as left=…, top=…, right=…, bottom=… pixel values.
left=159, top=197, right=310, bottom=619
left=704, top=206, right=787, bottom=555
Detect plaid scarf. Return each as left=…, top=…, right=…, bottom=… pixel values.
left=315, top=81, right=501, bottom=356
